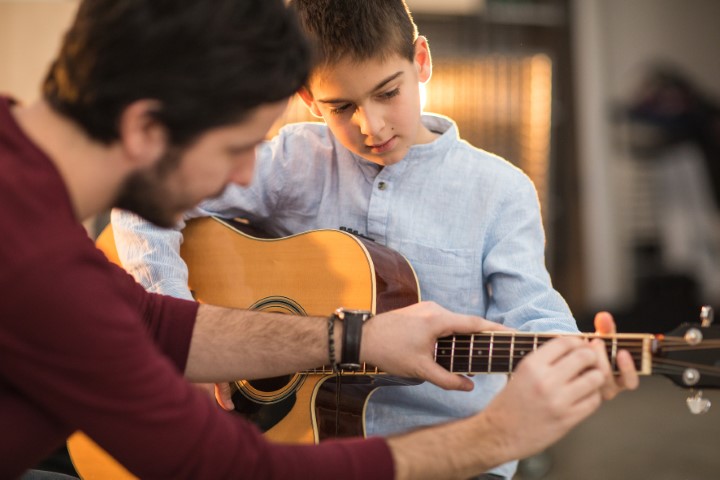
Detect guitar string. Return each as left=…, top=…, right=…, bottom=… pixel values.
left=438, top=342, right=648, bottom=349
left=310, top=336, right=717, bottom=374
left=651, top=358, right=720, bottom=375
left=651, top=366, right=720, bottom=378
left=437, top=338, right=645, bottom=373
left=436, top=341, right=648, bottom=347
left=439, top=337, right=720, bottom=353
left=438, top=337, right=720, bottom=376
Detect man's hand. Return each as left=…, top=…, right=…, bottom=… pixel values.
left=480, top=336, right=606, bottom=462
left=590, top=311, right=640, bottom=400
left=387, top=336, right=608, bottom=480
left=361, top=301, right=511, bottom=392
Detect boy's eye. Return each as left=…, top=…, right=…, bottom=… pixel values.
left=330, top=103, right=352, bottom=115
left=379, top=88, right=400, bottom=100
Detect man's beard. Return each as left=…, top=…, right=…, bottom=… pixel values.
left=115, top=148, right=184, bottom=228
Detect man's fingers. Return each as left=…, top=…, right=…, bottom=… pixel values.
left=616, top=349, right=640, bottom=391
left=550, top=340, right=603, bottom=383
left=420, top=362, right=475, bottom=392
left=520, top=337, right=606, bottom=404
left=525, top=336, right=588, bottom=367
left=586, top=337, right=624, bottom=400
left=565, top=386, right=603, bottom=425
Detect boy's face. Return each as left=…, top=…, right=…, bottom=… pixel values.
left=300, top=38, right=436, bottom=167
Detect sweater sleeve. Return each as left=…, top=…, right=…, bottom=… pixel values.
left=0, top=239, right=394, bottom=479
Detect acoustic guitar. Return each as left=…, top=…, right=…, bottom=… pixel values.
left=67, top=217, right=720, bottom=479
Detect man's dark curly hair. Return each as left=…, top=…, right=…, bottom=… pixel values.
left=44, top=0, right=311, bottom=146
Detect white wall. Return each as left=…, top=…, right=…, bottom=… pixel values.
left=572, top=0, right=720, bottom=309
left=0, top=0, right=79, bottom=103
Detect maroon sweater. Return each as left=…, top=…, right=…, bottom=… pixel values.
left=0, top=96, right=394, bottom=479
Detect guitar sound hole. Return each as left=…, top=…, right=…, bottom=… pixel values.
left=235, top=372, right=305, bottom=404
left=232, top=387, right=296, bottom=433
left=248, top=375, right=293, bottom=392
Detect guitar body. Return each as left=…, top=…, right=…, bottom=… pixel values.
left=68, top=217, right=420, bottom=478
left=181, top=218, right=421, bottom=442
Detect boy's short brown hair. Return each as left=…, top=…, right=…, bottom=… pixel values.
left=289, top=0, right=418, bottom=70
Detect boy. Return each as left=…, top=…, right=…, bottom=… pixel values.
left=113, top=1, right=631, bottom=479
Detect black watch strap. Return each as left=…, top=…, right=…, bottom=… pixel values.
left=336, top=308, right=372, bottom=370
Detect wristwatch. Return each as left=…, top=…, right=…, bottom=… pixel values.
left=333, top=307, right=373, bottom=370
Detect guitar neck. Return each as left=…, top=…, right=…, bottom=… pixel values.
left=435, top=332, right=655, bottom=375
left=306, top=332, right=656, bottom=376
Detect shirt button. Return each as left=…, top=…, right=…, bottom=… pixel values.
left=378, top=181, right=387, bottom=191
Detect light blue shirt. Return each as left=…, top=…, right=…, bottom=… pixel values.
left=112, top=114, right=578, bottom=478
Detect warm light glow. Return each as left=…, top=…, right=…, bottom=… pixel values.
left=522, top=54, right=553, bottom=216
left=423, top=55, right=553, bottom=221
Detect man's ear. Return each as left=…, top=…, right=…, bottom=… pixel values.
left=118, top=100, right=168, bottom=168
left=414, top=36, right=433, bottom=84
left=297, top=87, right=323, bottom=118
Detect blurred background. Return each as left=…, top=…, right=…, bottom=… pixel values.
left=2, top=0, right=719, bottom=478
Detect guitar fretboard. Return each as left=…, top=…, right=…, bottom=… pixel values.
left=434, top=332, right=653, bottom=375
left=307, top=332, right=655, bottom=376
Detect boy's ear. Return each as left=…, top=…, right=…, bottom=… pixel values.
left=297, top=87, right=323, bottom=118
left=414, top=36, right=433, bottom=83
left=118, top=100, right=168, bottom=168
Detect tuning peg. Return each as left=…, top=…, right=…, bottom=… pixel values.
left=687, top=390, right=712, bottom=415
left=700, top=305, right=714, bottom=327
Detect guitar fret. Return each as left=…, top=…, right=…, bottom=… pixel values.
left=509, top=334, right=515, bottom=372
left=488, top=332, right=494, bottom=373
left=469, top=334, right=475, bottom=373
left=611, top=337, right=618, bottom=371
left=450, top=336, right=456, bottom=373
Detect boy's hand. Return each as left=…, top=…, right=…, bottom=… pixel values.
left=215, top=382, right=235, bottom=410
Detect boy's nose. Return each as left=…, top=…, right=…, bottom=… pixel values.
left=355, top=107, right=384, bottom=137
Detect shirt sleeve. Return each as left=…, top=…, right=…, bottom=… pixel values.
left=111, top=208, right=195, bottom=300
left=482, top=173, right=580, bottom=333
left=1, top=238, right=395, bottom=480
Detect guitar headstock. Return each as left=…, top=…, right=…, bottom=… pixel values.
left=654, top=318, right=720, bottom=390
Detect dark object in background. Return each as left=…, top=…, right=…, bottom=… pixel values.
left=577, top=273, right=702, bottom=335
left=626, top=273, right=702, bottom=334
left=626, top=64, right=720, bottom=206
